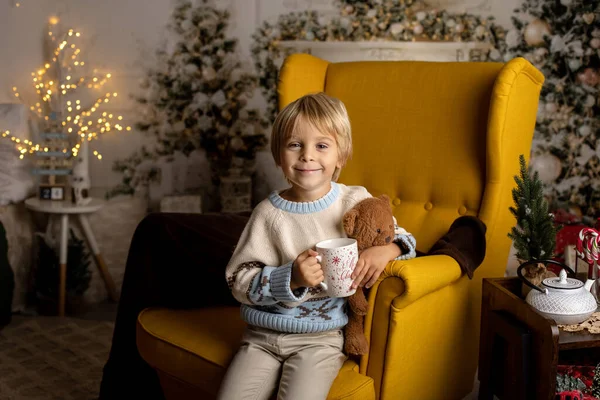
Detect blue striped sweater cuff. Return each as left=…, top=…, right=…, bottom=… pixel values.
left=395, top=234, right=417, bottom=260
left=270, top=262, right=308, bottom=302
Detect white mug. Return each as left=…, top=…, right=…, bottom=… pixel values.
left=315, top=238, right=358, bottom=298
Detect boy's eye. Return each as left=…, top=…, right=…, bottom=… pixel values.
left=317, top=144, right=329, bottom=149
left=288, top=143, right=301, bottom=148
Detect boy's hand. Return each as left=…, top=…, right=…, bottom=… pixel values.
left=351, top=243, right=401, bottom=289
left=291, top=249, right=324, bottom=290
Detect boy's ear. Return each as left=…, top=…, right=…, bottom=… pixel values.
left=343, top=209, right=358, bottom=236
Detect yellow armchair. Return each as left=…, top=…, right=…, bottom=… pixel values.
left=136, top=55, right=543, bottom=400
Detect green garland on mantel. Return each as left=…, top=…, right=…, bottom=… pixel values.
left=251, top=0, right=507, bottom=120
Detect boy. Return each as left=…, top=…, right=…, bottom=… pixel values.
left=218, top=92, right=416, bottom=400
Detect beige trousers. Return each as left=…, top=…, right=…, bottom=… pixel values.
left=216, top=326, right=346, bottom=400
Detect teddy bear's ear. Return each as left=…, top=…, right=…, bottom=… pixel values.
left=379, top=194, right=390, bottom=203
left=343, top=209, right=359, bottom=236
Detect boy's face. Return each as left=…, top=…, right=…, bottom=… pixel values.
left=279, top=118, right=342, bottom=202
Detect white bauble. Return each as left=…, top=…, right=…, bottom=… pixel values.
left=202, top=66, right=217, bottom=81
left=367, top=9, right=377, bottom=18
left=455, top=23, right=465, bottom=33
left=305, top=31, right=315, bottom=41
left=475, top=25, right=486, bottom=38
left=211, top=90, right=226, bottom=107
left=530, top=153, right=562, bottom=183
left=585, top=95, right=596, bottom=108
left=524, top=19, right=551, bottom=46
left=416, top=11, right=427, bottom=21
left=537, top=102, right=546, bottom=121
left=185, top=64, right=199, bottom=75
left=389, top=22, right=404, bottom=35
left=550, top=35, right=565, bottom=53
left=560, top=0, right=572, bottom=5
left=489, top=48, right=501, bottom=61
left=413, top=24, right=424, bottom=35
left=591, top=38, right=600, bottom=49
left=340, top=17, right=351, bottom=28
left=446, top=19, right=456, bottom=28
left=545, top=102, right=558, bottom=113
left=568, top=58, right=582, bottom=71
left=579, top=125, right=592, bottom=136
left=506, top=29, right=521, bottom=47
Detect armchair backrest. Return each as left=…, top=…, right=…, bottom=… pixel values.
left=278, top=53, right=543, bottom=285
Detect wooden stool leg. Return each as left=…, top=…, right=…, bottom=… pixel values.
left=77, top=214, right=118, bottom=302
left=58, top=214, right=69, bottom=317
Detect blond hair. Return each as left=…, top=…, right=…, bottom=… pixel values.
left=270, top=92, right=352, bottom=181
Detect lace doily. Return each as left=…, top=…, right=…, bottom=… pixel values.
left=559, top=312, right=600, bottom=334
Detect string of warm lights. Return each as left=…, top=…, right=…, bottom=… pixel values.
left=2, top=16, right=131, bottom=161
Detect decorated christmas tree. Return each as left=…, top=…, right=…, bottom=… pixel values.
left=508, top=154, right=558, bottom=261
left=0, top=17, right=130, bottom=200
left=112, top=0, right=267, bottom=197
left=498, top=0, right=600, bottom=222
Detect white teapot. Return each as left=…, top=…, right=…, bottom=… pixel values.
left=517, top=260, right=597, bottom=325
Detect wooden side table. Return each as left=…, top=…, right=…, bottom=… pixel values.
left=479, top=277, right=600, bottom=400
left=25, top=197, right=118, bottom=316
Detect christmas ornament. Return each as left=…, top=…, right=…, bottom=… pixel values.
left=524, top=19, right=551, bottom=46
left=583, top=13, right=595, bottom=25
left=545, top=102, right=558, bottom=113
left=202, top=66, right=217, bottom=81
left=577, top=68, right=600, bottom=86
left=530, top=152, right=562, bottom=183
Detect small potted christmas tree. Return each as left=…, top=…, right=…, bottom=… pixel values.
left=508, top=154, right=560, bottom=296
left=35, top=229, right=91, bottom=315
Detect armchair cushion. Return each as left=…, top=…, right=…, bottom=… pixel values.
left=137, top=306, right=376, bottom=400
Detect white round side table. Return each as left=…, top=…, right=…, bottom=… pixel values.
left=24, top=197, right=118, bottom=316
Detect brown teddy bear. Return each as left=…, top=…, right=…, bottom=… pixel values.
left=342, top=194, right=396, bottom=356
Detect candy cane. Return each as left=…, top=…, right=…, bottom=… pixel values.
left=577, top=227, right=600, bottom=265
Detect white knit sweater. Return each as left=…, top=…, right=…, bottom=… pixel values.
left=225, top=182, right=416, bottom=333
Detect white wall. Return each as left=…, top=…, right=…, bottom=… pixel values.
left=0, top=0, right=519, bottom=192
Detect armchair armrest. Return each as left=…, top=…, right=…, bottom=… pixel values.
left=379, top=254, right=463, bottom=309
left=362, top=255, right=471, bottom=398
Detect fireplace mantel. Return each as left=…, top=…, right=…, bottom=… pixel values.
left=278, top=40, right=493, bottom=63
